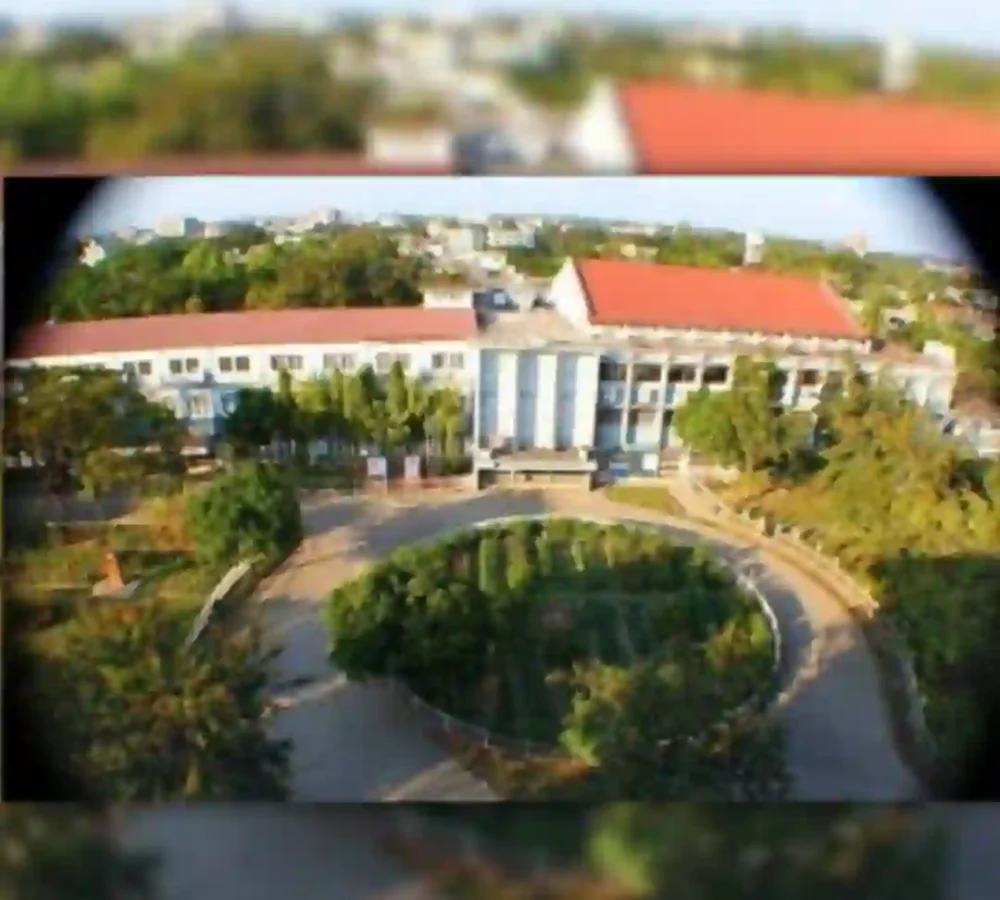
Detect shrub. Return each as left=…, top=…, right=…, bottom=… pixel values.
left=185, top=462, right=302, bottom=568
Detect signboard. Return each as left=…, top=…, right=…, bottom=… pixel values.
left=403, top=455, right=422, bottom=481
left=367, top=456, right=387, bottom=478
left=642, top=453, right=659, bottom=473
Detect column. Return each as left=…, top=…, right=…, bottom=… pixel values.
left=654, top=356, right=670, bottom=449
left=619, top=359, right=635, bottom=448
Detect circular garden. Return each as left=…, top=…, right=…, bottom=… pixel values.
left=325, top=517, right=787, bottom=798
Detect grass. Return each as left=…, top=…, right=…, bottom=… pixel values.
left=604, top=483, right=687, bottom=517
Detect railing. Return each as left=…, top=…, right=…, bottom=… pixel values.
left=688, top=478, right=935, bottom=770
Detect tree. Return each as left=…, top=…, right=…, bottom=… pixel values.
left=20, top=599, right=291, bottom=801
left=559, top=651, right=788, bottom=800
left=185, top=462, right=302, bottom=568
left=0, top=806, right=156, bottom=899
left=589, top=805, right=947, bottom=900
left=223, top=387, right=279, bottom=457
left=4, top=366, right=185, bottom=498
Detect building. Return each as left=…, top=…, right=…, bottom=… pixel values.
left=8, top=258, right=962, bottom=477
left=560, top=80, right=1000, bottom=174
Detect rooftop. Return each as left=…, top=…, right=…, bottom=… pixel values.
left=618, top=81, right=1000, bottom=174
left=12, top=307, right=478, bottom=360
left=573, top=257, right=866, bottom=341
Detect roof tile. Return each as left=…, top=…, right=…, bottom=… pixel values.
left=574, top=257, right=866, bottom=340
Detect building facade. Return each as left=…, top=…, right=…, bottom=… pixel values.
left=8, top=258, right=960, bottom=463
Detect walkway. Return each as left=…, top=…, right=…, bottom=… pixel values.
left=255, top=486, right=919, bottom=802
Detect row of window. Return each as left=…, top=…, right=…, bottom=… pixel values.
left=598, top=360, right=824, bottom=387
left=122, top=350, right=466, bottom=379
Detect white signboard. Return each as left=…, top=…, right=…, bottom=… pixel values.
left=403, top=455, right=422, bottom=481
left=642, top=453, right=659, bottom=473
left=367, top=456, right=387, bottom=478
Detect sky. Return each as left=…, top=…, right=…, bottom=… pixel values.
left=7, top=0, right=1000, bottom=54
left=77, top=176, right=972, bottom=261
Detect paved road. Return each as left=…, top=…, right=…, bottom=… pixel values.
left=256, top=486, right=918, bottom=801
left=117, top=804, right=1000, bottom=900
left=120, top=807, right=441, bottom=900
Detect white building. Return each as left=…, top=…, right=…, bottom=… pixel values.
left=8, top=258, right=963, bottom=472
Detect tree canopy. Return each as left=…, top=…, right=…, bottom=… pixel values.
left=16, top=599, right=291, bottom=801
left=185, top=462, right=303, bottom=568
left=40, top=228, right=426, bottom=322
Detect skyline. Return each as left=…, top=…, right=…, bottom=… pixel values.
left=9, top=0, right=1000, bottom=55
left=78, top=177, right=971, bottom=262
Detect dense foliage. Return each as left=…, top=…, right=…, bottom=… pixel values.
left=185, top=462, right=302, bottom=568
left=678, top=362, right=1000, bottom=782
left=224, top=361, right=469, bottom=463
left=326, top=518, right=784, bottom=798
left=586, top=805, right=948, bottom=900
left=14, top=599, right=291, bottom=801
left=42, top=228, right=425, bottom=322
left=4, top=366, right=185, bottom=495
left=0, top=807, right=157, bottom=900
left=403, top=805, right=948, bottom=900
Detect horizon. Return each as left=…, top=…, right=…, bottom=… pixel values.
left=75, top=177, right=973, bottom=263
left=7, top=1, right=1000, bottom=55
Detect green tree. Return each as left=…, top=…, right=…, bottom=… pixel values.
left=0, top=806, right=157, bottom=900
left=185, top=462, right=302, bottom=568
left=589, top=805, right=947, bottom=900
left=20, top=600, right=291, bottom=801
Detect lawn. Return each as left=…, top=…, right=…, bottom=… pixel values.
left=604, top=483, right=687, bottom=517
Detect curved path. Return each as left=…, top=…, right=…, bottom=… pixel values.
left=255, top=487, right=919, bottom=801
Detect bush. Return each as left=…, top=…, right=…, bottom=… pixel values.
left=185, top=462, right=302, bottom=568
left=19, top=599, right=291, bottom=801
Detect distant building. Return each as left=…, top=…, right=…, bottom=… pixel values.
left=155, top=217, right=201, bottom=238
left=844, top=233, right=869, bottom=257
left=881, top=36, right=917, bottom=94
left=743, top=231, right=764, bottom=266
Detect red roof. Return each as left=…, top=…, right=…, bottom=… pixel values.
left=619, top=81, right=1000, bottom=174
left=13, top=307, right=478, bottom=360
left=574, top=257, right=865, bottom=340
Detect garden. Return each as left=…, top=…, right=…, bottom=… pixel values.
left=6, top=462, right=302, bottom=802
left=325, top=518, right=787, bottom=799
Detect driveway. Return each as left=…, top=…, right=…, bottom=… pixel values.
left=256, top=487, right=918, bottom=801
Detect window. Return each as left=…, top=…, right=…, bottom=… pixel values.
left=169, top=359, right=183, bottom=375
left=219, top=356, right=233, bottom=373
left=185, top=357, right=200, bottom=373
left=323, top=353, right=355, bottom=371
left=799, top=369, right=821, bottom=387
left=138, top=361, right=152, bottom=376
left=431, top=353, right=446, bottom=370
left=633, top=363, right=662, bottom=383
left=668, top=365, right=696, bottom=384
left=702, top=365, right=729, bottom=385
left=270, top=355, right=303, bottom=372
left=235, top=356, right=250, bottom=372
left=395, top=353, right=411, bottom=371
left=375, top=353, right=392, bottom=373
left=221, top=392, right=238, bottom=414
left=599, top=359, right=627, bottom=381
left=447, top=353, right=464, bottom=369
left=122, top=362, right=136, bottom=376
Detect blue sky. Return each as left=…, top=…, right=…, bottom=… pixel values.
left=77, top=176, right=971, bottom=261
left=9, top=0, right=1000, bottom=54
